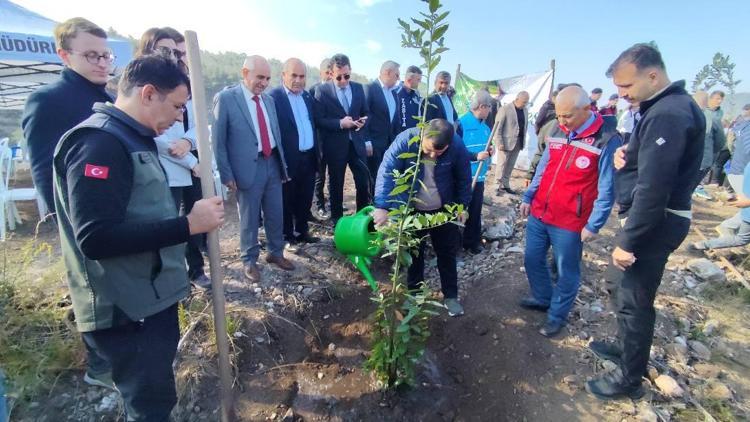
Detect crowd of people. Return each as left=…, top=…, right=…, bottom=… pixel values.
left=16, top=15, right=749, bottom=420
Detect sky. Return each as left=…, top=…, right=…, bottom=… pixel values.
left=10, top=0, right=750, bottom=101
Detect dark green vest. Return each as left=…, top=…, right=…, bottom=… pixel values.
left=54, top=105, right=188, bottom=332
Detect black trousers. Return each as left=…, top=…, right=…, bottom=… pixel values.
left=283, top=150, right=317, bottom=239
left=82, top=304, right=180, bottom=422
left=171, top=186, right=205, bottom=280
left=83, top=335, right=111, bottom=374
left=326, top=143, right=371, bottom=222
left=366, top=144, right=386, bottom=198
left=709, top=148, right=731, bottom=186
left=609, top=212, right=690, bottom=385
left=407, top=215, right=460, bottom=299
left=463, top=182, right=484, bottom=248
left=315, top=150, right=328, bottom=210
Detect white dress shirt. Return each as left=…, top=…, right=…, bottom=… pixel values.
left=241, top=83, right=277, bottom=150
left=283, top=86, right=314, bottom=151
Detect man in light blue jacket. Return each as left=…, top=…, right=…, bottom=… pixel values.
left=459, top=90, right=494, bottom=254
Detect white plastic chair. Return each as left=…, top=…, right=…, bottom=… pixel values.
left=0, top=145, right=47, bottom=240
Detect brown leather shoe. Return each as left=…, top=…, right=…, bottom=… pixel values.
left=265, top=254, right=295, bottom=271
left=243, top=263, right=261, bottom=283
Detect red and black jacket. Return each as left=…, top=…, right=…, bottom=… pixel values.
left=530, top=114, right=617, bottom=232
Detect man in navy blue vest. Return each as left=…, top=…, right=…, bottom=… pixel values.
left=394, top=65, right=423, bottom=135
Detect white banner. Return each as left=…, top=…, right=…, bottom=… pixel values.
left=494, top=71, right=554, bottom=169
left=454, top=69, right=554, bottom=170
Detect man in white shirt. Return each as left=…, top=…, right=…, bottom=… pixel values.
left=269, top=58, right=320, bottom=245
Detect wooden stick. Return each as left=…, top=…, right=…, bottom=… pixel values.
left=695, top=227, right=750, bottom=290
left=184, top=30, right=235, bottom=422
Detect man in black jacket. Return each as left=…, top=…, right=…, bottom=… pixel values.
left=586, top=43, right=705, bottom=400
left=21, top=17, right=116, bottom=390
left=22, top=18, right=114, bottom=215
left=534, top=90, right=558, bottom=136
left=364, top=60, right=400, bottom=193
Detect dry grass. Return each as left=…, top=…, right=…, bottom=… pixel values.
left=0, top=239, right=82, bottom=409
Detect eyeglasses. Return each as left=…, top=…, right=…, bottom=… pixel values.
left=68, top=50, right=115, bottom=65
left=335, top=74, right=351, bottom=81
left=153, top=46, right=186, bottom=60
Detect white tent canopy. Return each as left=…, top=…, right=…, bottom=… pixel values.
left=0, top=0, right=132, bottom=109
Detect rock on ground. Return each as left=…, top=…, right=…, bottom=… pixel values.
left=654, top=374, right=684, bottom=398
left=686, top=258, right=726, bottom=283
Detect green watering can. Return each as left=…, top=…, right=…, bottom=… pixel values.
left=334, top=205, right=382, bottom=291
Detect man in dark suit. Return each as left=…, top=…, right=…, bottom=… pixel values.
left=310, top=58, right=332, bottom=219
left=21, top=16, right=115, bottom=391
left=213, top=55, right=295, bottom=283
left=364, top=60, right=400, bottom=192
left=425, top=71, right=459, bottom=132
left=313, top=53, right=371, bottom=225
left=22, top=18, right=114, bottom=216
left=269, top=58, right=319, bottom=245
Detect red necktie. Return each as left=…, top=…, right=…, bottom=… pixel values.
left=252, top=95, right=272, bottom=158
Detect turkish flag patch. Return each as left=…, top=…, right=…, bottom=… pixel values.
left=84, top=164, right=110, bottom=180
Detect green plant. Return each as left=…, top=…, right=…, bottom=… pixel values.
left=364, top=0, right=460, bottom=388
left=0, top=240, right=81, bottom=403
left=701, top=398, right=736, bottom=422
left=692, top=52, right=743, bottom=114
left=689, top=325, right=709, bottom=343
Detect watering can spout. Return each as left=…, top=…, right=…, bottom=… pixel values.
left=348, top=255, right=378, bottom=291
left=334, top=205, right=382, bottom=290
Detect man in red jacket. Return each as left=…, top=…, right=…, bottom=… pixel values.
left=519, top=86, right=622, bottom=337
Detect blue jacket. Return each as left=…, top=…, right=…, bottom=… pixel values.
left=22, top=68, right=112, bottom=212
left=458, top=112, right=491, bottom=182
left=374, top=128, right=472, bottom=210
left=729, top=118, right=750, bottom=176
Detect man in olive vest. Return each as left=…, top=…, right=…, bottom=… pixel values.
left=53, top=54, right=224, bottom=420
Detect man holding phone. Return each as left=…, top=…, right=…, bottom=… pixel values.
left=313, top=53, right=372, bottom=225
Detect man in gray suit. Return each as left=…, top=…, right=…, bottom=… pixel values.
left=213, top=55, right=295, bottom=283
left=492, top=91, right=529, bottom=195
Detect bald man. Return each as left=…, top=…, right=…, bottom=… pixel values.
left=519, top=86, right=622, bottom=337
left=491, top=91, right=530, bottom=195
left=269, top=58, right=320, bottom=245
left=213, top=55, right=295, bottom=283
